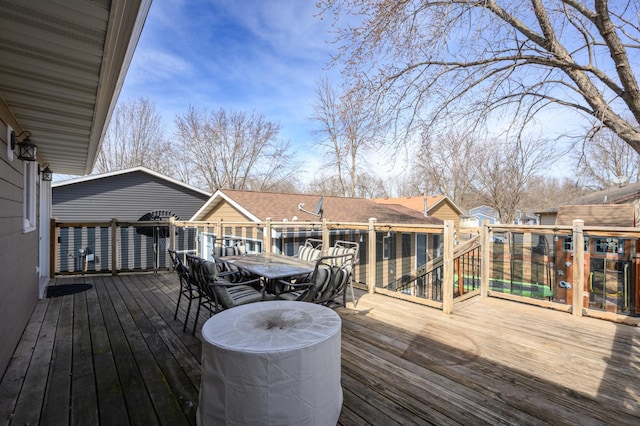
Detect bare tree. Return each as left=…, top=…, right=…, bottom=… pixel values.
left=312, top=76, right=384, bottom=197
left=574, top=126, right=640, bottom=190
left=319, top=1, right=640, bottom=153
left=520, top=175, right=586, bottom=211
left=96, top=98, right=173, bottom=174
left=174, top=106, right=297, bottom=192
left=475, top=136, right=556, bottom=223
left=411, top=131, right=482, bottom=210
left=306, top=171, right=388, bottom=198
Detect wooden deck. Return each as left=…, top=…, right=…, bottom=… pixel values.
left=1, top=273, right=639, bottom=425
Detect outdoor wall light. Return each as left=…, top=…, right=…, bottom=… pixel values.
left=11, top=130, right=37, bottom=161
left=41, top=164, right=53, bottom=181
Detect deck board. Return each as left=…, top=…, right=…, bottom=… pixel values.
left=1, top=272, right=639, bottom=425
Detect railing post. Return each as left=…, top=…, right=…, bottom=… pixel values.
left=367, top=218, right=377, bottom=294
left=169, top=217, right=176, bottom=252
left=322, top=218, right=330, bottom=256
left=217, top=219, right=224, bottom=245
left=480, top=220, right=490, bottom=298
left=442, top=220, right=455, bottom=314
left=111, top=218, right=118, bottom=275
left=264, top=218, right=272, bottom=253
left=572, top=219, right=585, bottom=317
left=50, top=218, right=57, bottom=278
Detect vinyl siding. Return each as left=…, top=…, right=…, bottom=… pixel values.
left=202, top=200, right=252, bottom=222
left=0, top=122, right=39, bottom=377
left=431, top=202, right=461, bottom=228
left=53, top=171, right=209, bottom=221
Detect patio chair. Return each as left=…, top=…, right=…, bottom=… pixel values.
left=329, top=240, right=359, bottom=306
left=212, top=242, right=257, bottom=283
left=168, top=249, right=199, bottom=331
left=277, top=253, right=354, bottom=307
left=188, top=255, right=273, bottom=324
left=286, top=238, right=324, bottom=286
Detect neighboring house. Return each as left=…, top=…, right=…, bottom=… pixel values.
left=190, top=189, right=444, bottom=289
left=53, top=167, right=211, bottom=221
left=513, top=209, right=538, bottom=225
left=52, top=167, right=210, bottom=274
left=461, top=205, right=538, bottom=227
left=552, top=204, right=638, bottom=315
left=537, top=182, right=640, bottom=225
left=0, top=1, right=150, bottom=377
left=462, top=205, right=501, bottom=227
left=371, top=195, right=463, bottom=228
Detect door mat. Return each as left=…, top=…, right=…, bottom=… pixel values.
left=46, top=283, right=93, bottom=298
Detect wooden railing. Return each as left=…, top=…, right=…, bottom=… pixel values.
left=50, top=217, right=640, bottom=324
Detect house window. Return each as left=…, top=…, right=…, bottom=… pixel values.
left=383, top=234, right=391, bottom=259
left=23, top=161, right=37, bottom=232
left=594, top=238, right=623, bottom=255
left=562, top=236, right=588, bottom=252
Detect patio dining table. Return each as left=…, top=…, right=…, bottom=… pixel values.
left=214, top=252, right=315, bottom=282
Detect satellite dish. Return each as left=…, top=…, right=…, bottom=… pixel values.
left=298, top=196, right=324, bottom=219
left=315, top=196, right=324, bottom=215
left=612, top=175, right=629, bottom=186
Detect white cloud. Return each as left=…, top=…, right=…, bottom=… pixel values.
left=126, top=49, right=193, bottom=84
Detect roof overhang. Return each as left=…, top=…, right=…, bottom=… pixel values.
left=0, top=0, right=152, bottom=175
left=191, top=190, right=262, bottom=223
left=52, top=166, right=211, bottom=197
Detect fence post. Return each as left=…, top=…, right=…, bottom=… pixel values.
left=49, top=218, right=57, bottom=278
left=480, top=220, right=490, bottom=298
left=367, top=217, right=377, bottom=294
left=322, top=218, right=330, bottom=255
left=111, top=218, right=118, bottom=275
left=264, top=218, right=272, bottom=253
left=169, top=217, right=176, bottom=252
left=572, top=219, right=585, bottom=317
left=216, top=219, right=224, bottom=246
left=442, top=220, right=455, bottom=314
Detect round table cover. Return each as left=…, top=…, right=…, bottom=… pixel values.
left=198, top=300, right=342, bottom=426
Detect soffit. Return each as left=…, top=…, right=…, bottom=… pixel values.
left=0, top=0, right=150, bottom=175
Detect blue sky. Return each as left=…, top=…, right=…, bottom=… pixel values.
left=120, top=0, right=339, bottom=161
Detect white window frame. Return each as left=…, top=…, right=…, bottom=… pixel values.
left=23, top=161, right=37, bottom=233
left=383, top=235, right=391, bottom=259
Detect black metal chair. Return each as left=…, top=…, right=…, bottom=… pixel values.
left=330, top=240, right=360, bottom=306
left=168, top=249, right=199, bottom=333
left=187, top=254, right=273, bottom=334
left=277, top=252, right=354, bottom=306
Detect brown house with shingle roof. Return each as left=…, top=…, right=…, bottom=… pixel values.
left=191, top=189, right=443, bottom=224
left=372, top=195, right=463, bottom=228
left=537, top=182, right=640, bottom=226
left=191, top=189, right=443, bottom=289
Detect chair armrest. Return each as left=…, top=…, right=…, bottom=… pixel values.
left=208, top=277, right=261, bottom=287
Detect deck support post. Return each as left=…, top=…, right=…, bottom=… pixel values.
left=572, top=219, right=585, bottom=317
left=50, top=218, right=58, bottom=278
left=442, top=220, right=454, bottom=314
left=480, top=220, right=490, bottom=298
left=110, top=218, right=118, bottom=275
left=368, top=217, right=377, bottom=294
left=264, top=218, right=272, bottom=253
left=322, top=218, right=330, bottom=256
left=168, top=217, right=176, bottom=256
